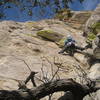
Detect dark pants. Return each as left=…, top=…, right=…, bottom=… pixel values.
left=85, top=43, right=92, bottom=49
left=59, top=44, right=84, bottom=54
left=75, top=46, right=85, bottom=51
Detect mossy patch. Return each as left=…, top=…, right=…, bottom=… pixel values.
left=86, top=22, right=100, bottom=43
left=57, top=38, right=66, bottom=47
left=86, top=32, right=96, bottom=43
left=91, top=22, right=100, bottom=33
left=37, top=30, right=63, bottom=42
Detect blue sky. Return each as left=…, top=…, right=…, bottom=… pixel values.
left=69, top=0, right=100, bottom=10
left=83, top=0, right=100, bottom=10
left=0, top=0, right=100, bottom=21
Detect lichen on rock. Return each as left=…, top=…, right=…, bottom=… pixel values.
left=91, top=22, right=100, bottom=34
left=37, top=30, right=64, bottom=42
left=57, top=37, right=66, bottom=47
left=86, top=32, right=97, bottom=43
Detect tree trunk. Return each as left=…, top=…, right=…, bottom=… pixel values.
left=0, top=79, right=99, bottom=100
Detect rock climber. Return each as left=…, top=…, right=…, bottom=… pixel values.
left=58, top=35, right=84, bottom=55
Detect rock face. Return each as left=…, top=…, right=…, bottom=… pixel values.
left=0, top=20, right=87, bottom=100
left=0, top=9, right=99, bottom=99
left=87, top=63, right=100, bottom=100
left=88, top=63, right=100, bottom=80
left=92, top=35, right=100, bottom=59
left=93, top=47, right=100, bottom=59
left=74, top=53, right=89, bottom=67
left=84, top=4, right=100, bottom=34
left=83, top=4, right=100, bottom=59
left=67, top=11, right=92, bottom=29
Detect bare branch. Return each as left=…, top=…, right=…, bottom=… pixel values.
left=0, top=78, right=99, bottom=100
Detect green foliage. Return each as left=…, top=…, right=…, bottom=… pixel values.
left=1, top=0, right=84, bottom=12
left=37, top=30, right=63, bottom=42
left=0, top=1, right=4, bottom=5
left=86, top=32, right=96, bottom=43
left=55, top=14, right=65, bottom=21
left=79, top=0, right=84, bottom=3
left=0, top=0, right=84, bottom=17
left=0, top=13, right=4, bottom=18
left=91, top=22, right=100, bottom=33
left=0, top=0, right=20, bottom=5
left=55, top=8, right=73, bottom=20
left=86, top=22, right=100, bottom=44
left=28, top=10, right=33, bottom=16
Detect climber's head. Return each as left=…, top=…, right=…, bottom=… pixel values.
left=67, top=35, right=73, bottom=41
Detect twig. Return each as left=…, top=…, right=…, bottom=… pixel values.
left=51, top=67, right=60, bottom=81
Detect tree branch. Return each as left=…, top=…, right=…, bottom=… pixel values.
left=0, top=78, right=99, bottom=100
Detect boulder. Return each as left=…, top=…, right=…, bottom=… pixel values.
left=88, top=63, right=100, bottom=80
left=37, top=30, right=63, bottom=42
left=93, top=47, right=100, bottom=59
left=83, top=63, right=100, bottom=100
left=74, top=53, right=89, bottom=67
left=95, top=90, right=100, bottom=100
left=84, top=4, right=100, bottom=35
left=86, top=63, right=100, bottom=100
left=92, top=35, right=100, bottom=59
